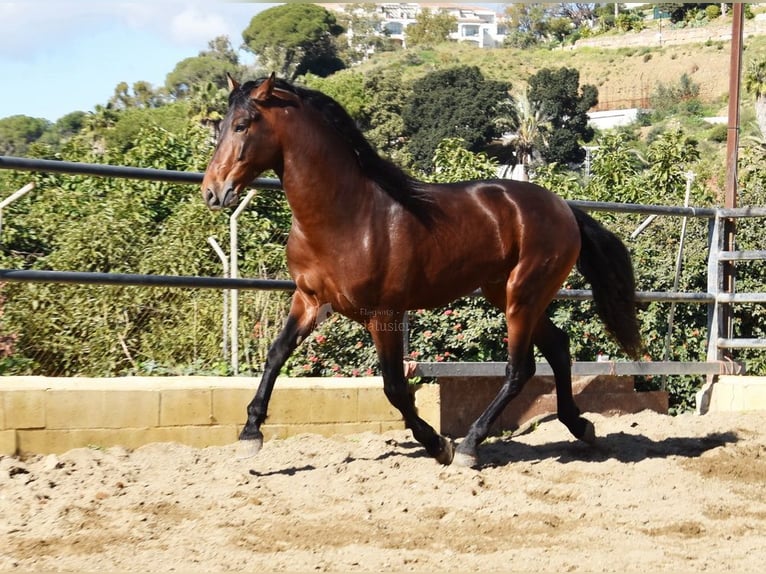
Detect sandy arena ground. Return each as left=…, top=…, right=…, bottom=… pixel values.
left=1, top=409, right=765, bottom=573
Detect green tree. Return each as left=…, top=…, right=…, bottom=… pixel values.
left=649, top=73, right=702, bottom=118
left=427, top=137, right=499, bottom=182
left=109, top=81, right=165, bottom=110
left=588, top=131, right=644, bottom=202
left=166, top=36, right=244, bottom=100
left=527, top=67, right=598, bottom=165
left=745, top=57, right=766, bottom=139
left=503, top=3, right=549, bottom=48
left=35, top=111, right=87, bottom=151
left=242, top=4, right=345, bottom=79
left=0, top=118, right=292, bottom=376
left=0, top=115, right=51, bottom=155
left=359, top=69, right=411, bottom=164
left=659, top=3, right=717, bottom=24
left=188, top=81, right=228, bottom=139
left=644, top=129, right=700, bottom=200
left=402, top=66, right=512, bottom=171
left=302, top=70, right=368, bottom=121
left=505, top=88, right=549, bottom=176
left=404, top=8, right=457, bottom=47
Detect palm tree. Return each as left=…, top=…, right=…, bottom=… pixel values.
left=745, top=58, right=766, bottom=139
left=188, top=81, right=227, bottom=142
left=83, top=104, right=119, bottom=154
left=503, top=89, right=551, bottom=181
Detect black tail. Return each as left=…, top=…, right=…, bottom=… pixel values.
left=571, top=206, right=644, bottom=359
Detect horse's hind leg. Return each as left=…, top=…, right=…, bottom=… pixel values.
left=533, top=316, right=595, bottom=444
left=454, top=339, right=535, bottom=468
left=368, top=313, right=454, bottom=465
left=454, top=299, right=537, bottom=468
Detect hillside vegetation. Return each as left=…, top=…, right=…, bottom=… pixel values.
left=357, top=31, right=766, bottom=113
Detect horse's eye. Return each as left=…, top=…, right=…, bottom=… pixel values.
left=234, top=123, right=247, bottom=133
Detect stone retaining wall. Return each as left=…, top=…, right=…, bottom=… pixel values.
left=0, top=374, right=677, bottom=455
left=0, top=377, right=409, bottom=455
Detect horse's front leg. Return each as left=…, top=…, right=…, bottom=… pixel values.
left=239, top=291, right=319, bottom=457
left=368, top=312, right=454, bottom=465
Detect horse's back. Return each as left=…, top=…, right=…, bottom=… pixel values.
left=426, top=178, right=579, bottom=247
left=374, top=178, right=580, bottom=308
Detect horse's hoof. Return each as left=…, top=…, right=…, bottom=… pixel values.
left=579, top=419, right=597, bottom=445
left=453, top=451, right=478, bottom=468
left=236, top=436, right=263, bottom=459
left=434, top=437, right=454, bottom=465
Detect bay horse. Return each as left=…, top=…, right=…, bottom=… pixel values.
left=201, top=74, right=643, bottom=467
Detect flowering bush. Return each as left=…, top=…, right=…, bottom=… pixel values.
left=284, top=297, right=508, bottom=377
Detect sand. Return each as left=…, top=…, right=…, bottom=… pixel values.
left=1, top=409, right=765, bottom=572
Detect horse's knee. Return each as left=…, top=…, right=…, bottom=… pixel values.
left=504, top=356, right=535, bottom=394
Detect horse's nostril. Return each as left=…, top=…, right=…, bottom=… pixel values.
left=205, top=188, right=220, bottom=208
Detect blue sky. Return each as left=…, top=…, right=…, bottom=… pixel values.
left=0, top=1, right=278, bottom=122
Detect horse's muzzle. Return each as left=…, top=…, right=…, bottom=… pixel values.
left=204, top=184, right=238, bottom=210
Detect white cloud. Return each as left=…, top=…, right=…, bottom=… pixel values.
left=170, top=6, right=229, bottom=47
left=0, top=2, right=271, bottom=60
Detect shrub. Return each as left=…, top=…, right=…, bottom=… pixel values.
left=706, top=123, right=728, bottom=143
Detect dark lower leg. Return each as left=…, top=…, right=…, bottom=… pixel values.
left=241, top=299, right=316, bottom=442
left=534, top=318, right=592, bottom=441
left=372, top=322, right=452, bottom=464
left=456, top=351, right=534, bottom=462
left=381, top=361, right=450, bottom=461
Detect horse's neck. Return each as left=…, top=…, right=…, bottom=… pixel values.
left=280, top=144, right=378, bottom=235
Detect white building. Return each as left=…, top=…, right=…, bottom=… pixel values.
left=326, top=3, right=506, bottom=49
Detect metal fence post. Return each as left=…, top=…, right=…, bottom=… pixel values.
left=229, top=189, right=257, bottom=375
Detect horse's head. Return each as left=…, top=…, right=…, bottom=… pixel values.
left=201, top=73, right=298, bottom=210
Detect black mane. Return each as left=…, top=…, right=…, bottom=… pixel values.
left=234, top=77, right=435, bottom=224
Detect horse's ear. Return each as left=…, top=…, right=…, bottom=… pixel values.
left=226, top=72, right=239, bottom=93
left=250, top=72, right=276, bottom=103
left=250, top=72, right=299, bottom=106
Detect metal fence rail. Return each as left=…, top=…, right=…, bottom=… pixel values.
left=0, top=269, right=295, bottom=291
left=0, top=155, right=281, bottom=190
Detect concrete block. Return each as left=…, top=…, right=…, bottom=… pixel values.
left=380, top=420, right=407, bottom=433
left=708, top=376, right=766, bottom=412
left=307, top=387, right=358, bottom=424
left=285, top=421, right=383, bottom=438
left=17, top=429, right=89, bottom=454
left=102, top=391, right=162, bottom=429
left=46, top=390, right=159, bottom=429
left=160, top=389, right=212, bottom=426
left=2, top=390, right=46, bottom=429
left=413, top=383, right=441, bottom=430
left=268, top=388, right=316, bottom=423
left=261, top=424, right=290, bottom=442
left=211, top=388, right=254, bottom=425
left=16, top=425, right=241, bottom=454
left=170, top=425, right=239, bottom=448
left=18, top=428, right=162, bottom=453
left=357, top=386, right=400, bottom=422
left=436, top=375, right=667, bottom=437
left=0, top=429, right=17, bottom=455
left=574, top=375, right=635, bottom=394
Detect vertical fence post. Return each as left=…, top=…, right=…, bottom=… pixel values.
left=229, top=189, right=258, bottom=375
left=706, top=213, right=723, bottom=362
left=0, top=182, right=35, bottom=241
left=207, top=237, right=229, bottom=364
